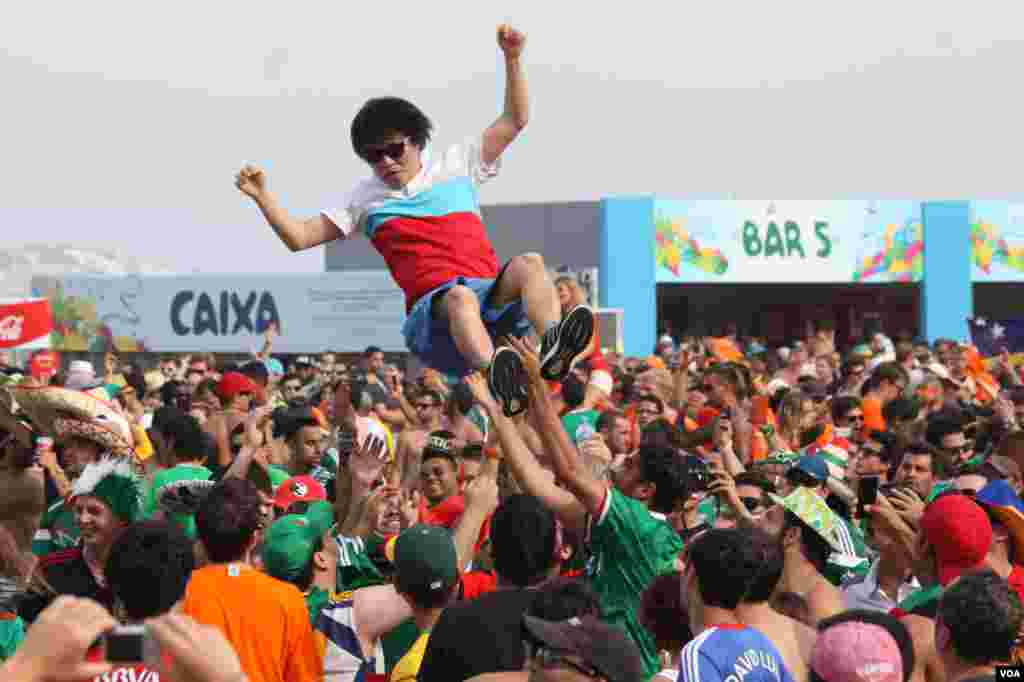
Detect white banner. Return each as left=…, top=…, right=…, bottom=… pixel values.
left=31, top=271, right=407, bottom=353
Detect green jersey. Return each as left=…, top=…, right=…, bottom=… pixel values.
left=32, top=499, right=79, bottom=556
left=586, top=489, right=683, bottom=679
left=143, top=464, right=214, bottom=539
left=824, top=515, right=870, bottom=586
left=562, top=410, right=600, bottom=443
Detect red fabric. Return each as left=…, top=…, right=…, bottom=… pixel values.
left=371, top=214, right=500, bottom=312
left=0, top=299, right=52, bottom=349
left=1008, top=565, right=1024, bottom=605
left=889, top=608, right=908, bottom=619
left=459, top=570, right=499, bottom=601
left=419, top=495, right=491, bottom=553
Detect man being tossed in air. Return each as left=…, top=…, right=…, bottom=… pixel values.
left=236, top=25, right=594, bottom=417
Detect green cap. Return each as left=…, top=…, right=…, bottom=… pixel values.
left=306, top=500, right=336, bottom=536
left=262, top=514, right=323, bottom=584
left=390, top=524, right=458, bottom=601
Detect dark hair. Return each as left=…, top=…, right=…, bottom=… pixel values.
left=195, top=479, right=263, bottom=563
left=165, top=414, right=208, bottom=462
left=782, top=510, right=832, bottom=573
left=926, top=416, right=965, bottom=449
left=351, top=98, right=433, bottom=159
left=489, top=495, right=558, bottom=587
left=635, top=394, right=664, bottom=414
left=106, top=521, right=195, bottom=621
left=733, top=471, right=777, bottom=496
left=596, top=410, right=626, bottom=433
left=527, top=578, right=600, bottom=621
left=939, top=569, right=1024, bottom=665
left=638, top=445, right=689, bottom=514
left=561, top=374, right=586, bottom=410
left=884, top=398, right=921, bottom=424
left=831, top=396, right=862, bottom=424
left=688, top=528, right=782, bottom=609
left=238, top=361, right=269, bottom=386
left=363, top=346, right=383, bottom=357
left=159, top=380, right=188, bottom=407
left=639, top=573, right=694, bottom=653
left=818, top=610, right=915, bottom=682
left=861, top=362, right=909, bottom=397
left=450, top=382, right=475, bottom=416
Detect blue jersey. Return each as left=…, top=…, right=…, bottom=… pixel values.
left=679, top=625, right=797, bottom=682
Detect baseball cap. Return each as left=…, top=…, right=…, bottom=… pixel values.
left=216, top=372, right=259, bottom=400
left=768, top=487, right=846, bottom=553
left=274, top=475, right=327, bottom=511
left=422, top=430, right=456, bottom=464
left=385, top=524, right=458, bottom=601
left=792, top=455, right=830, bottom=483
left=295, top=356, right=313, bottom=368
left=522, top=615, right=645, bottom=682
left=811, top=621, right=902, bottom=682
left=261, top=514, right=324, bottom=583
left=919, top=493, right=992, bottom=586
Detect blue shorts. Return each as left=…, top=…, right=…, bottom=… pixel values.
left=402, top=273, right=532, bottom=378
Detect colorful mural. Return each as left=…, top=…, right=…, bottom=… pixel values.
left=851, top=221, right=924, bottom=283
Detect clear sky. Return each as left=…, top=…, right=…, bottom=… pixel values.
left=2, top=1, right=1023, bottom=273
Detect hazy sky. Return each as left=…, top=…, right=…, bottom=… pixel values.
left=3, top=1, right=1023, bottom=273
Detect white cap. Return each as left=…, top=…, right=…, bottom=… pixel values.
left=588, top=369, right=614, bottom=396
left=68, top=360, right=95, bottom=376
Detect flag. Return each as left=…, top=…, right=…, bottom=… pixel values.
left=967, top=317, right=1024, bottom=357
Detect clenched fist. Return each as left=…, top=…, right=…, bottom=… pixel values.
left=235, top=163, right=267, bottom=199
left=497, top=24, right=526, bottom=59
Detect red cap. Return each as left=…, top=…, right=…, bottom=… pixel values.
left=920, top=494, right=992, bottom=586
left=216, top=372, right=259, bottom=400
left=274, top=475, right=327, bottom=510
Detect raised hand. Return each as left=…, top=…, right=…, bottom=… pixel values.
left=506, top=336, right=542, bottom=381
left=5, top=596, right=117, bottom=681
left=497, top=24, right=526, bottom=59
left=146, top=612, right=247, bottom=682
left=349, top=431, right=389, bottom=489
left=464, top=371, right=500, bottom=414
left=235, top=163, right=267, bottom=199
left=463, top=471, right=499, bottom=515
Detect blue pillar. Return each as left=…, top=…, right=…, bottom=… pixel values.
left=921, top=201, right=972, bottom=343
left=600, top=197, right=656, bottom=357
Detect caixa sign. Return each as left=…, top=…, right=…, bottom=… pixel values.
left=170, top=290, right=281, bottom=336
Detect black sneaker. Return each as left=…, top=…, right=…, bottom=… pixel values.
left=487, top=347, right=528, bottom=418
left=539, top=305, right=595, bottom=382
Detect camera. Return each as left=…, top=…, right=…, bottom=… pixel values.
left=105, top=625, right=159, bottom=663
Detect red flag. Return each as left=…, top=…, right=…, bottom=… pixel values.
left=0, top=299, right=52, bottom=350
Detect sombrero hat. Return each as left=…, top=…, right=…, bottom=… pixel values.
left=13, top=385, right=134, bottom=457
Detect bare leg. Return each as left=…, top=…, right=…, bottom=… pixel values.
left=489, top=252, right=561, bottom=337
left=440, top=285, right=494, bottom=371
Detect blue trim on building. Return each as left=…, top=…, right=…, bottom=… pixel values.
left=600, top=197, right=656, bottom=357
left=921, top=201, right=973, bottom=343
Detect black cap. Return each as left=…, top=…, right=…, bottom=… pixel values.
left=523, top=615, right=645, bottom=682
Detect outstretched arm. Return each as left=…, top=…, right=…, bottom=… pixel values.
left=235, top=165, right=342, bottom=252
left=481, top=25, right=529, bottom=166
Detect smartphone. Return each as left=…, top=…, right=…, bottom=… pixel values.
left=105, top=625, right=159, bottom=663
left=858, top=476, right=880, bottom=517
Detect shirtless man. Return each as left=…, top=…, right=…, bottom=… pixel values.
left=395, top=388, right=446, bottom=488
left=0, top=417, right=44, bottom=555
left=732, top=527, right=817, bottom=682
left=762, top=488, right=846, bottom=626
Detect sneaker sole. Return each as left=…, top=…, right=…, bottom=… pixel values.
left=488, top=347, right=528, bottom=417
left=540, top=306, right=595, bottom=382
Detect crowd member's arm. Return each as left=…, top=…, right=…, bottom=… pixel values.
left=707, top=460, right=757, bottom=528
left=670, top=351, right=691, bottom=412
left=146, top=612, right=249, bottom=682
left=481, top=25, right=529, bottom=166
left=221, top=445, right=264, bottom=482
left=253, top=323, right=276, bottom=360
left=508, top=337, right=607, bottom=518
left=452, top=460, right=499, bottom=568
left=338, top=436, right=389, bottom=536
left=395, top=389, right=419, bottom=427
left=729, top=404, right=753, bottom=465
left=352, top=585, right=415, bottom=660
left=373, top=401, right=407, bottom=430
left=333, top=380, right=357, bottom=431
left=464, top=373, right=588, bottom=532
left=714, top=419, right=746, bottom=477
left=236, top=165, right=342, bottom=252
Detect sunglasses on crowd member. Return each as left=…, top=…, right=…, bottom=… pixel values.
left=360, top=138, right=408, bottom=164
left=844, top=412, right=865, bottom=424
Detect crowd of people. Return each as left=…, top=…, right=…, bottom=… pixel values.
left=0, top=317, right=1022, bottom=682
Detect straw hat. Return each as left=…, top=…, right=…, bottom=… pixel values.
left=13, top=385, right=134, bottom=457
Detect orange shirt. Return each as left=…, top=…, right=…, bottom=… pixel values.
left=182, top=563, right=321, bottom=682
left=861, top=397, right=886, bottom=434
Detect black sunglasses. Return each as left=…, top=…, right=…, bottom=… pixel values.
left=361, top=139, right=407, bottom=164
left=845, top=414, right=865, bottom=423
